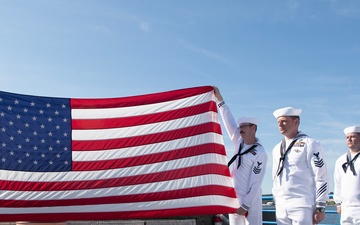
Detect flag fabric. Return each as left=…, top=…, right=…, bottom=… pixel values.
left=0, top=86, right=239, bottom=222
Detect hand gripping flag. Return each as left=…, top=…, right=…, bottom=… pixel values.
left=0, top=86, right=239, bottom=222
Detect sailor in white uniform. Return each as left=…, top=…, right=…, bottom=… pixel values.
left=214, top=87, right=268, bottom=225
left=334, top=126, right=360, bottom=225
left=272, top=107, right=329, bottom=225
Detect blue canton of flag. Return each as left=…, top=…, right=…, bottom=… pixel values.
left=0, top=91, right=72, bottom=172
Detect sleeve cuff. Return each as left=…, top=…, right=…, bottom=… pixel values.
left=241, top=203, right=250, bottom=211
left=316, top=202, right=326, bottom=208
left=217, top=101, right=225, bottom=108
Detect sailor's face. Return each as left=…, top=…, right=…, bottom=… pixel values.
left=346, top=132, right=360, bottom=152
left=277, top=116, right=297, bottom=136
left=239, top=123, right=254, bottom=138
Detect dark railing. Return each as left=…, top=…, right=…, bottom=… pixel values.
left=262, top=195, right=340, bottom=225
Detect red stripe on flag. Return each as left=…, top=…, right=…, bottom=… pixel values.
left=0, top=164, right=230, bottom=191
left=70, top=86, right=214, bottom=109
left=72, top=122, right=222, bottom=151
left=0, top=206, right=235, bottom=222
left=73, top=143, right=225, bottom=171
left=0, top=185, right=236, bottom=208
left=72, top=102, right=217, bottom=129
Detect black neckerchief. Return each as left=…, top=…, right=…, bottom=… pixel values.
left=342, top=151, right=360, bottom=175
left=228, top=141, right=258, bottom=168
left=276, top=133, right=307, bottom=176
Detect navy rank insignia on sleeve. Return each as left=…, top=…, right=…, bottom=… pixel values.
left=253, top=161, right=263, bottom=174
left=313, top=152, right=324, bottom=168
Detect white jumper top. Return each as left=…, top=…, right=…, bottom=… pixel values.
left=218, top=103, right=268, bottom=209
left=334, top=151, right=360, bottom=206
left=272, top=133, right=329, bottom=207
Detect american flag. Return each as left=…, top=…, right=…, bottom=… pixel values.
left=0, top=86, right=238, bottom=222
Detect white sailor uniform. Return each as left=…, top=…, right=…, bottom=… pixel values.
left=218, top=103, right=268, bottom=225
left=334, top=151, right=360, bottom=225
left=272, top=133, right=329, bottom=225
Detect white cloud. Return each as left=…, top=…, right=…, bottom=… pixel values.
left=287, top=0, right=300, bottom=11
left=86, top=25, right=111, bottom=33
left=178, top=39, right=232, bottom=65
left=139, top=21, right=151, bottom=32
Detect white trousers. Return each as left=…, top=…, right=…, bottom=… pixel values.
left=229, top=194, right=262, bottom=225
left=341, top=205, right=360, bottom=225
left=275, top=204, right=314, bottom=225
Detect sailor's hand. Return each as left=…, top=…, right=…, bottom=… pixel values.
left=313, top=210, right=325, bottom=224
left=212, top=86, right=223, bottom=102
left=236, top=207, right=248, bottom=217
left=337, top=206, right=341, bottom=214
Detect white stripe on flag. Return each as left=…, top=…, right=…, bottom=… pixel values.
left=0, top=174, right=233, bottom=200
left=0, top=154, right=227, bottom=182
left=72, top=133, right=224, bottom=161
left=72, top=111, right=218, bottom=140
left=71, top=92, right=212, bottom=119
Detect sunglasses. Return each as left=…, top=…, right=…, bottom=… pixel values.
left=239, top=124, right=254, bottom=129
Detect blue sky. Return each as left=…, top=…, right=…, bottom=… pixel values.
left=1, top=0, right=360, bottom=194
